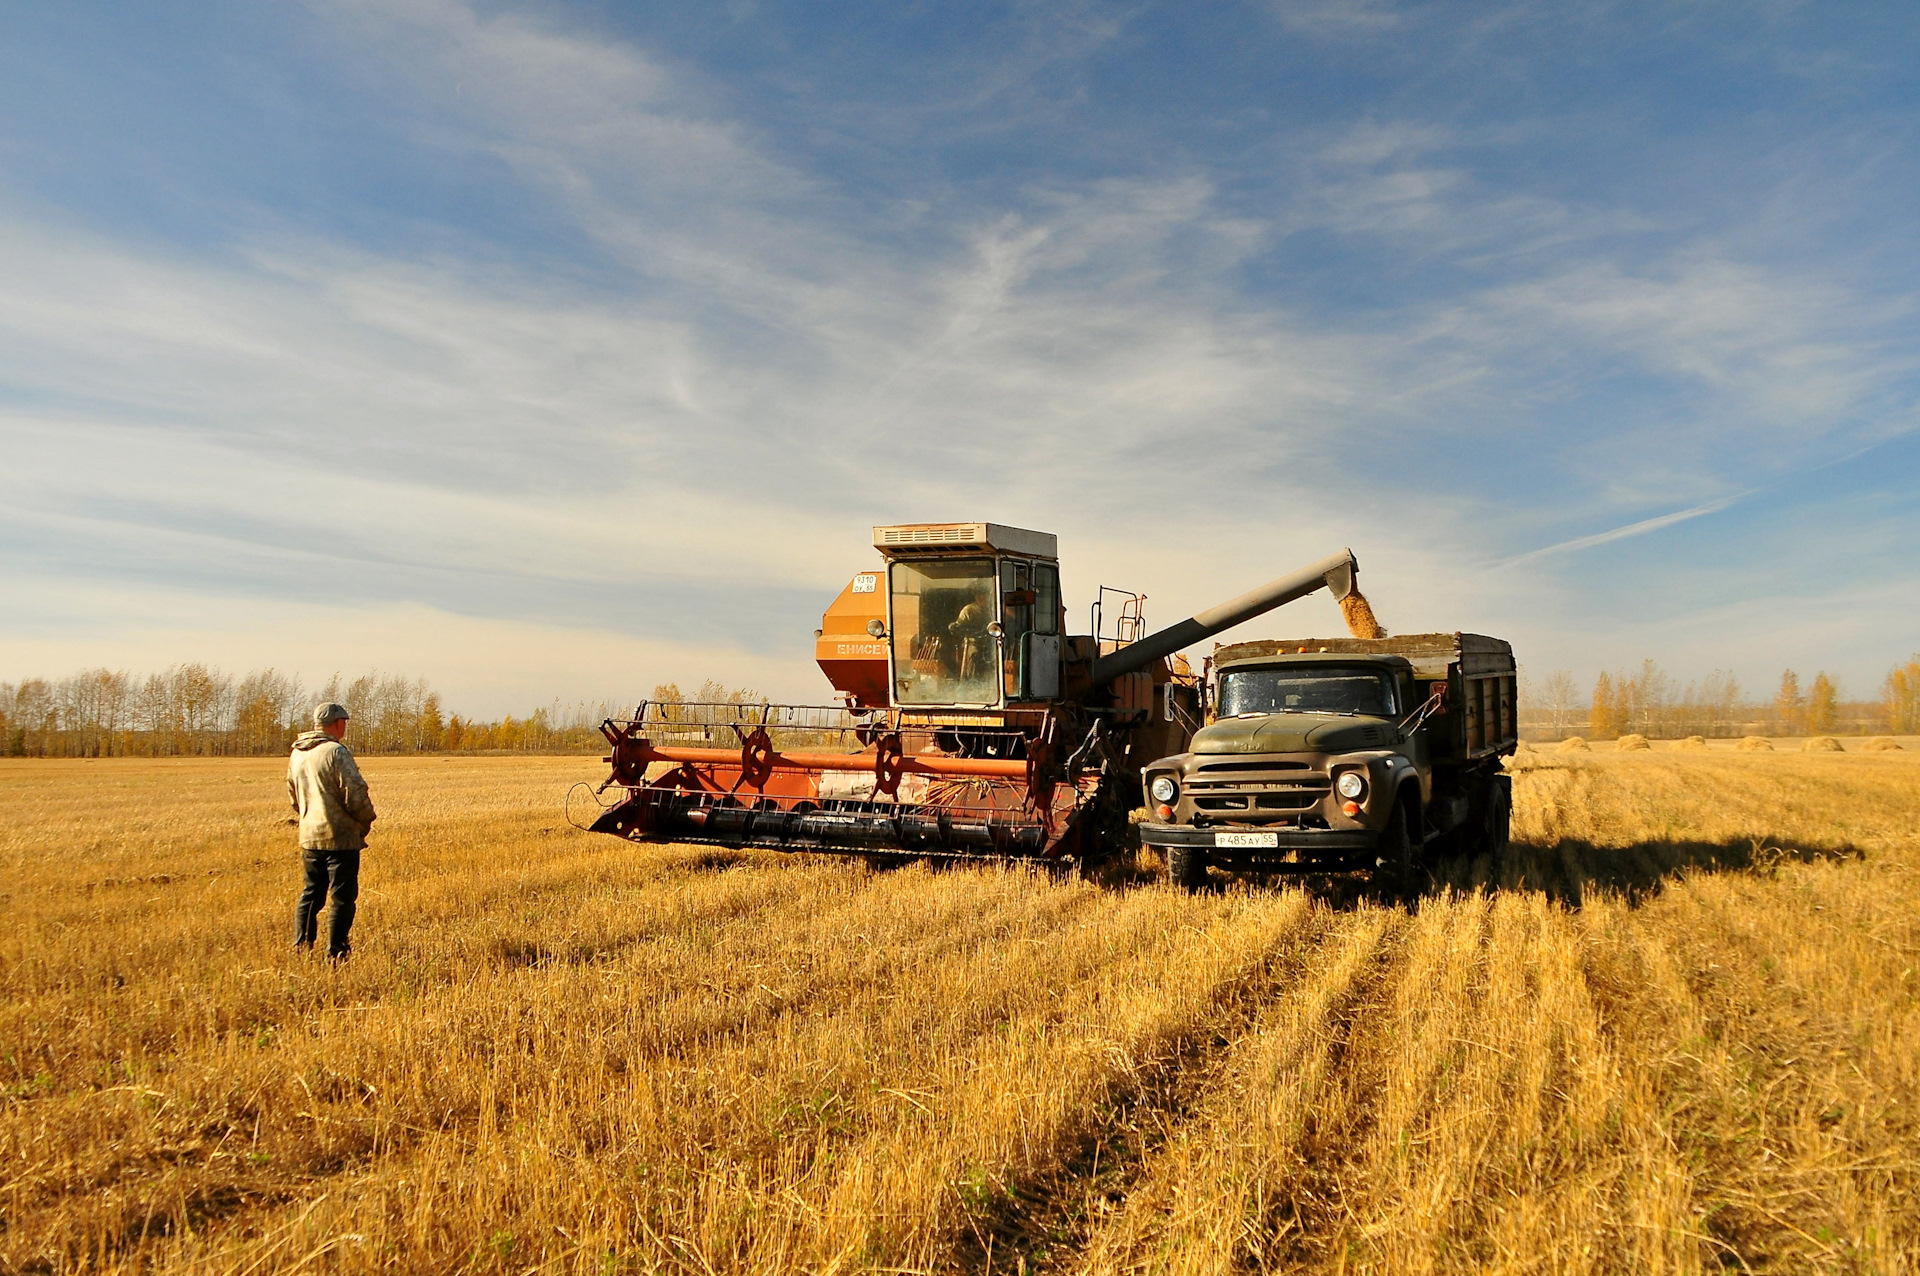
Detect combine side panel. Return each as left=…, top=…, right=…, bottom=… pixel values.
left=815, top=573, right=890, bottom=708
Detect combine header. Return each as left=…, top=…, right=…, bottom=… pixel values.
left=589, top=523, right=1366, bottom=871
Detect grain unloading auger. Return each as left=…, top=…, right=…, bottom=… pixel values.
left=589, top=524, right=1367, bottom=869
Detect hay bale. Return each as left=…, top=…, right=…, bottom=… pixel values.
left=1616, top=734, right=1651, bottom=751
left=1558, top=736, right=1590, bottom=753
left=1673, top=735, right=1709, bottom=751
left=1801, top=736, right=1844, bottom=753
left=1865, top=736, right=1902, bottom=752
left=1737, top=736, right=1774, bottom=752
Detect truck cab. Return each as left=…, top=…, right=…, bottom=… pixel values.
left=1138, top=633, right=1517, bottom=887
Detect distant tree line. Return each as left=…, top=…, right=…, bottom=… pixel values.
left=0, top=666, right=708, bottom=758
left=1521, top=656, right=1920, bottom=741
left=7, top=658, right=1913, bottom=756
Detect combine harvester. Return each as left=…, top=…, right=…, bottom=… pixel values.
left=588, top=522, right=1372, bottom=874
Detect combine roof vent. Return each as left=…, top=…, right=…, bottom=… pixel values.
left=872, top=523, right=1058, bottom=559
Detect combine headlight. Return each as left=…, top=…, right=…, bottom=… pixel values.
left=1335, top=771, right=1367, bottom=800
left=1149, top=775, right=1179, bottom=804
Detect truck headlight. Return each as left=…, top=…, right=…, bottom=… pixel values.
left=1336, top=771, right=1367, bottom=800
left=1149, top=775, right=1178, bottom=804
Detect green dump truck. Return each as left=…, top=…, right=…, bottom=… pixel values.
left=1137, top=633, right=1517, bottom=888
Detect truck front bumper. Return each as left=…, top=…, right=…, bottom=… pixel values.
left=1137, top=823, right=1377, bottom=854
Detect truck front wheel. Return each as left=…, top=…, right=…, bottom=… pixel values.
left=1169, top=844, right=1208, bottom=892
left=1371, top=799, right=1416, bottom=889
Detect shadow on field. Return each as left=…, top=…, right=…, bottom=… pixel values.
left=1188, top=835, right=1868, bottom=912
left=649, top=836, right=1865, bottom=913
left=1421, top=835, right=1866, bottom=909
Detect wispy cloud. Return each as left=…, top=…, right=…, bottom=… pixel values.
left=1487, top=258, right=1911, bottom=424
left=1494, top=492, right=1752, bottom=568
left=1273, top=0, right=1406, bottom=37
left=2, top=0, right=1916, bottom=700
left=0, top=169, right=1428, bottom=658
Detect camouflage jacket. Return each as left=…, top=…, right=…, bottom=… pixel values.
left=287, top=732, right=377, bottom=851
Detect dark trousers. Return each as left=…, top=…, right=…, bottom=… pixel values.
left=295, top=847, right=360, bottom=957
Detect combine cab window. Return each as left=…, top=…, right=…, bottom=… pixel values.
left=1217, top=666, right=1398, bottom=718
left=1033, top=564, right=1059, bottom=634
left=889, top=558, right=1000, bottom=706
left=999, top=560, right=1032, bottom=699
left=991, top=559, right=1063, bottom=700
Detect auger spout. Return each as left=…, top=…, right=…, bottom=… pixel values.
left=1090, top=549, right=1360, bottom=686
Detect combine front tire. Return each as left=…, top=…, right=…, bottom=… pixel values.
left=1169, top=844, right=1208, bottom=892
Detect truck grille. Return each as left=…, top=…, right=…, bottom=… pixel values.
left=1186, top=764, right=1330, bottom=817
left=1195, top=759, right=1309, bottom=772
left=1194, top=791, right=1324, bottom=811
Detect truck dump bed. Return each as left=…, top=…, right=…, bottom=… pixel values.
left=1213, top=632, right=1517, bottom=760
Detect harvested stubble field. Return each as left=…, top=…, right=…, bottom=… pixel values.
left=2, top=751, right=1917, bottom=1275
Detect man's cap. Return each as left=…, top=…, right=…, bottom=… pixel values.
left=313, top=702, right=351, bottom=727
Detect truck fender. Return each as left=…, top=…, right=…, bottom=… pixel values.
left=1344, top=752, right=1421, bottom=820
left=1376, top=754, right=1421, bottom=799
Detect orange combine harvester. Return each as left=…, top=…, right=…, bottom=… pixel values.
left=589, top=523, right=1364, bottom=871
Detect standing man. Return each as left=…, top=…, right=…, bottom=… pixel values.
left=288, top=702, right=377, bottom=960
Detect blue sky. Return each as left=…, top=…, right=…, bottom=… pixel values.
left=2, top=0, right=1916, bottom=714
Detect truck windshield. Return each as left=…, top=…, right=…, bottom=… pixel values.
left=889, top=558, right=1000, bottom=706
left=1217, top=666, right=1397, bottom=717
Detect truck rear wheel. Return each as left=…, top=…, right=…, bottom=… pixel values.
left=1485, top=774, right=1512, bottom=863
left=1169, top=844, right=1208, bottom=892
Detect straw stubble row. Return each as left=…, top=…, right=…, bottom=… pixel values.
left=2, top=751, right=1917, bottom=1273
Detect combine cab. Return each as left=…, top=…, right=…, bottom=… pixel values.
left=589, top=523, right=1366, bottom=871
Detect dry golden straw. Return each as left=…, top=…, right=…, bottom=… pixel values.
left=2, top=749, right=1918, bottom=1273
